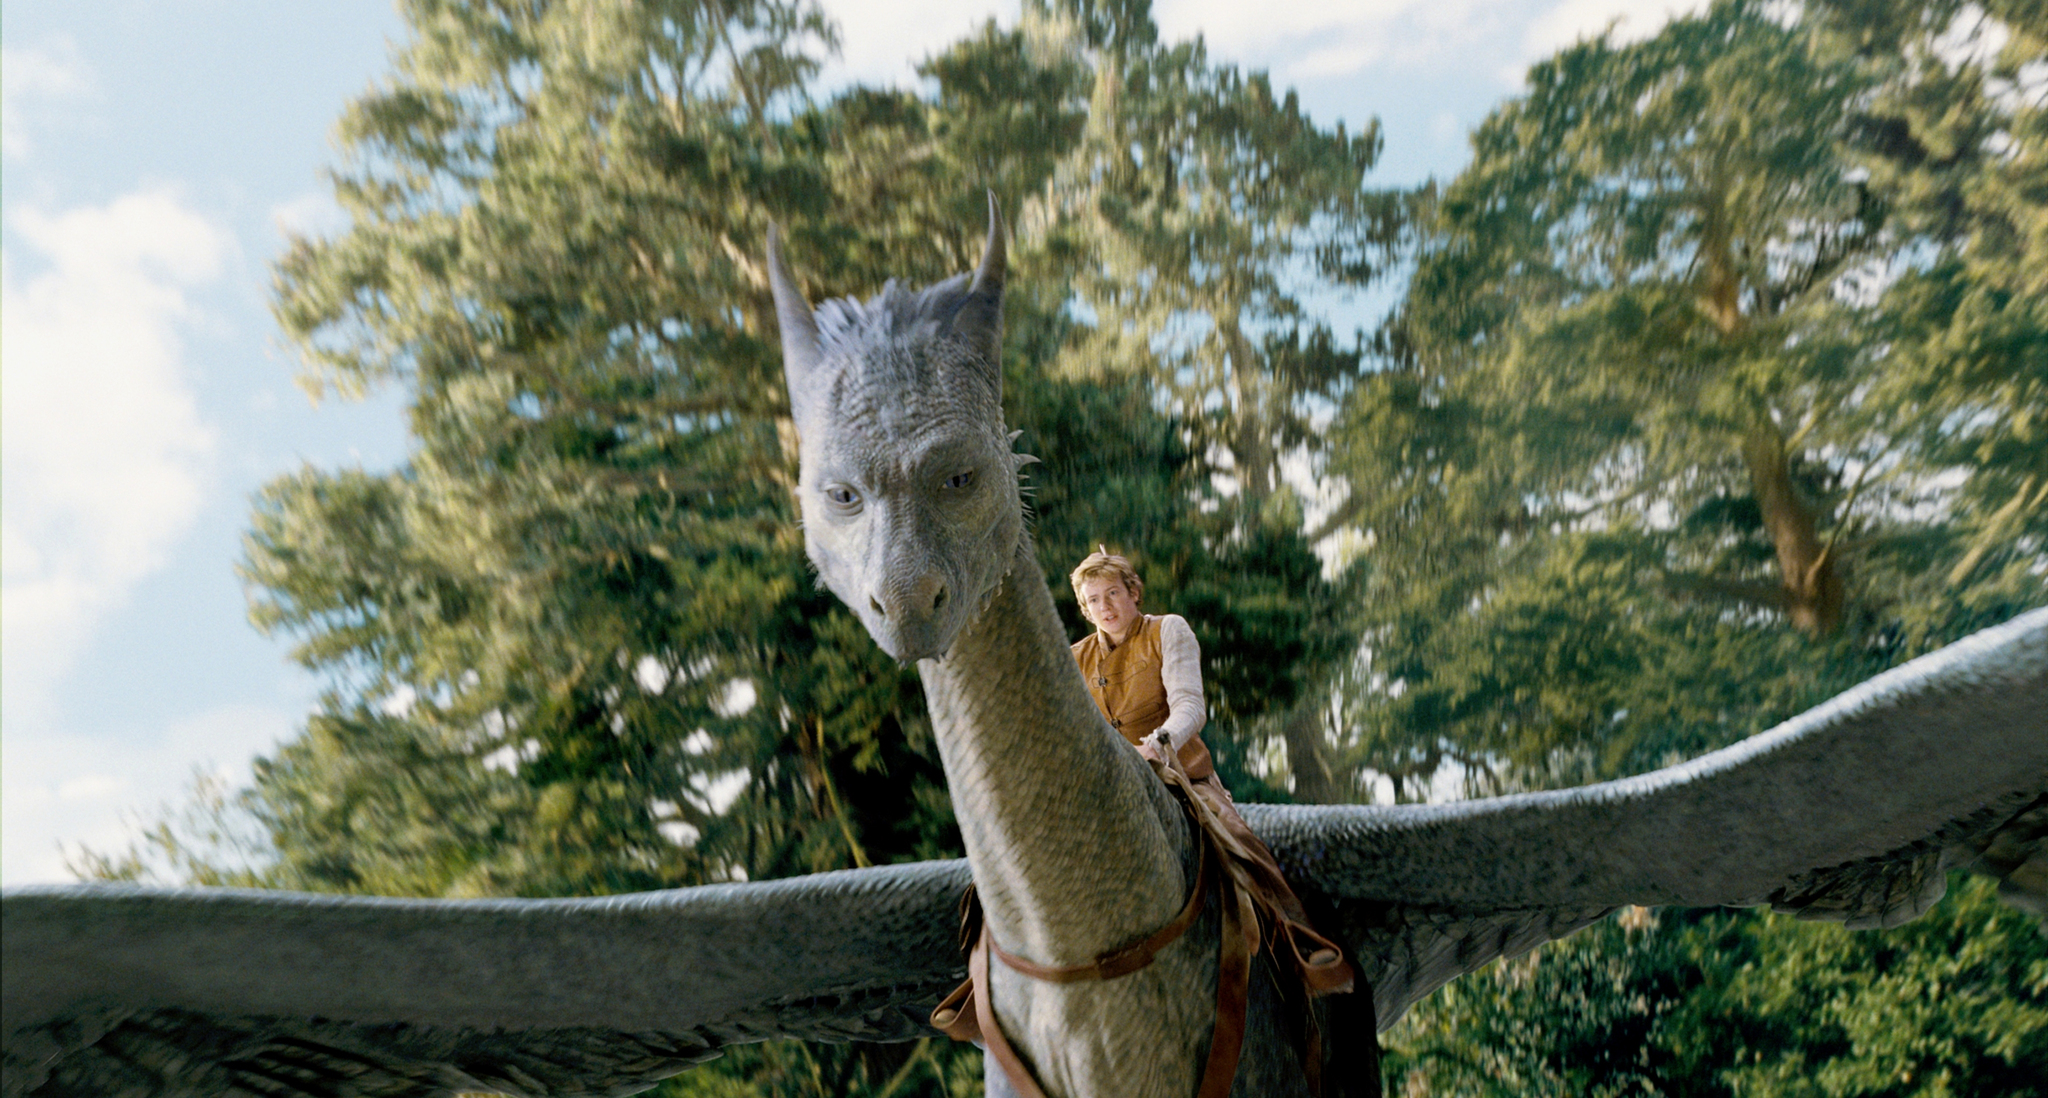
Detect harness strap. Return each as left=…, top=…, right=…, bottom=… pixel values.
left=988, top=845, right=1211, bottom=982
left=928, top=742, right=1341, bottom=1097
left=969, top=930, right=1042, bottom=1097
left=948, top=844, right=1256, bottom=1098
left=1198, top=873, right=1257, bottom=1098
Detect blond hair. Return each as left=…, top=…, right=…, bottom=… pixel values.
left=1069, top=546, right=1144, bottom=612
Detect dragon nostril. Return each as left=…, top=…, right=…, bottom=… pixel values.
left=870, top=595, right=888, bottom=619
left=933, top=586, right=949, bottom=612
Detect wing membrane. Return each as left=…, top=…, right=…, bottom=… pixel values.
left=3, top=861, right=971, bottom=1097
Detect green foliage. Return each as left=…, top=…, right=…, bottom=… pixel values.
left=232, top=0, right=1391, bottom=909
left=1036, top=4, right=1390, bottom=513
left=79, top=0, right=2045, bottom=1092
left=1334, top=0, right=2046, bottom=797
left=1354, top=2, right=2048, bottom=1092
left=1013, top=361, right=1354, bottom=800
left=1805, top=0, right=2048, bottom=597
left=1385, top=877, right=2048, bottom=1097
left=81, top=1, right=1390, bottom=1093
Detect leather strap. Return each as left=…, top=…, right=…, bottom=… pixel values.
left=971, top=930, right=1053, bottom=1098
left=952, top=848, right=1255, bottom=1098
left=929, top=740, right=1325, bottom=1097
left=1199, top=867, right=1257, bottom=1098
left=928, top=968, right=978, bottom=1043
left=988, top=846, right=1211, bottom=982
left=1157, top=741, right=1354, bottom=1000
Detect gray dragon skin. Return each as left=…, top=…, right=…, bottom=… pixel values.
left=4, top=209, right=2045, bottom=1096
left=4, top=608, right=2044, bottom=1096
left=4, top=863, right=971, bottom=1096
left=767, top=207, right=1258, bottom=1097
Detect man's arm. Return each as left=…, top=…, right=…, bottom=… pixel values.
left=1157, top=614, right=1207, bottom=749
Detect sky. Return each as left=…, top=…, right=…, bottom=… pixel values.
left=0, top=0, right=1707, bottom=885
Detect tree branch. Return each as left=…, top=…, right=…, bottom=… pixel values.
left=1659, top=569, right=1797, bottom=612
left=1809, top=453, right=1884, bottom=587
left=1305, top=492, right=1365, bottom=545
left=1282, top=700, right=1336, bottom=804
left=1948, top=474, right=2045, bottom=587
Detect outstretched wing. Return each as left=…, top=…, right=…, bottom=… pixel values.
left=1243, top=605, right=2048, bottom=1031
left=3, top=860, right=971, bottom=1098
left=10, top=613, right=2042, bottom=1093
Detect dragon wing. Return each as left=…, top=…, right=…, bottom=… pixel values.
left=9, top=609, right=2042, bottom=1091
left=1243, top=605, right=2048, bottom=1030
left=3, top=860, right=970, bottom=1098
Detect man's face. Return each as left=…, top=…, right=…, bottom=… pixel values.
left=1080, top=576, right=1140, bottom=641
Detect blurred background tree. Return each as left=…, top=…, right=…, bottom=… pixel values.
left=1331, top=0, right=2045, bottom=799
left=234, top=0, right=1389, bottom=903
left=1384, top=876, right=2048, bottom=1097
left=81, top=0, right=1389, bottom=1093
left=78, top=0, right=2044, bottom=1094
left=1344, top=0, right=2046, bottom=1093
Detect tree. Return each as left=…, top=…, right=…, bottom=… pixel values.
left=1345, top=3, right=2046, bottom=1092
left=70, top=0, right=2045, bottom=1092
left=77, top=1, right=1395, bottom=1092
left=1018, top=0, right=1398, bottom=799
left=1806, top=0, right=2048, bottom=603
left=1327, top=0, right=2046, bottom=798
left=255, top=0, right=904, bottom=898
left=1383, top=876, right=2048, bottom=1098
left=239, top=3, right=1062, bottom=1092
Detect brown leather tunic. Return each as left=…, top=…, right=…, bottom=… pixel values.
left=1072, top=614, right=1214, bottom=779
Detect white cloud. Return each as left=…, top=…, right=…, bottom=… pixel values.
left=269, top=190, right=352, bottom=242
left=1522, top=0, right=1709, bottom=60
left=792, top=0, right=1721, bottom=117
left=2, top=37, right=95, bottom=159
left=1429, top=109, right=1468, bottom=149
left=1, top=189, right=230, bottom=731
left=805, top=0, right=1706, bottom=102
left=1155, top=0, right=1414, bottom=49
left=1, top=703, right=295, bottom=884
left=815, top=0, right=1013, bottom=90
left=1146, top=0, right=1707, bottom=85
left=804, top=0, right=1513, bottom=105
left=1156, top=0, right=1505, bottom=77
left=713, top=677, right=758, bottom=717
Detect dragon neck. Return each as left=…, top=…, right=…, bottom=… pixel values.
left=918, top=540, right=1190, bottom=965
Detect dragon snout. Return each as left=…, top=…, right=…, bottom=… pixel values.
left=869, top=571, right=948, bottom=619
left=865, top=568, right=954, bottom=662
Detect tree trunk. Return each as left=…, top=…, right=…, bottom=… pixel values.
left=1699, top=180, right=1843, bottom=635
left=1282, top=701, right=1336, bottom=804
left=1741, top=420, right=1844, bottom=635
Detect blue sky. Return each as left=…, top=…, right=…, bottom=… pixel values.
left=1, top=0, right=1702, bottom=884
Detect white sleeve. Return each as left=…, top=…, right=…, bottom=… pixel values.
left=1156, top=615, right=1207, bottom=750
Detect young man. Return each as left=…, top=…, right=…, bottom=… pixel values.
left=1069, top=548, right=1214, bottom=777
left=1068, top=548, right=1354, bottom=995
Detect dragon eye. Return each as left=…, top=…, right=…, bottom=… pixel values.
left=944, top=471, right=975, bottom=490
